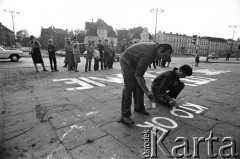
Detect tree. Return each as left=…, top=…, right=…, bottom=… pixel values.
left=16, top=29, right=30, bottom=47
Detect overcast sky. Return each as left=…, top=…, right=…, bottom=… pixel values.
left=0, top=0, right=240, bottom=40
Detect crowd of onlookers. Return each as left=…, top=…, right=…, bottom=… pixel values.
left=28, top=36, right=122, bottom=72
left=28, top=35, right=175, bottom=72
left=62, top=37, right=118, bottom=72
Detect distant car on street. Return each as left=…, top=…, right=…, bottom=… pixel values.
left=56, top=49, right=66, bottom=56
left=208, top=53, right=219, bottom=59
left=0, top=47, right=24, bottom=62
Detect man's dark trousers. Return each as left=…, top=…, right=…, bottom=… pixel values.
left=120, top=58, right=145, bottom=117
left=104, top=52, right=109, bottom=69
left=100, top=51, right=104, bottom=70
left=49, top=53, right=57, bottom=71
left=94, top=58, right=99, bottom=71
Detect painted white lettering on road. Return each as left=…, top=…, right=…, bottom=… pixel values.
left=79, top=77, right=105, bottom=87
left=88, top=76, right=123, bottom=84
left=53, top=78, right=94, bottom=91
left=170, top=108, right=194, bottom=118
left=193, top=69, right=231, bottom=75
left=178, top=102, right=208, bottom=115
left=53, top=70, right=222, bottom=91
left=181, top=76, right=217, bottom=86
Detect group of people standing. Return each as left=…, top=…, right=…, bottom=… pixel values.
left=64, top=38, right=116, bottom=72
left=28, top=35, right=116, bottom=73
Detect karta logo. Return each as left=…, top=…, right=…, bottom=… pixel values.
left=142, top=129, right=239, bottom=158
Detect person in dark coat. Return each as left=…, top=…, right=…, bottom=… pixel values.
left=47, top=39, right=58, bottom=72
left=97, top=40, right=104, bottom=70
left=120, top=43, right=173, bottom=125
left=103, top=39, right=110, bottom=69
left=29, top=35, right=47, bottom=72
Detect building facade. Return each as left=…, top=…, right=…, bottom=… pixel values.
left=156, top=31, right=188, bottom=54
left=0, top=23, right=14, bottom=47
left=116, top=27, right=154, bottom=45
left=84, top=19, right=117, bottom=46
left=40, top=26, right=69, bottom=49
left=156, top=31, right=240, bottom=56
left=226, top=39, right=240, bottom=56
left=129, top=27, right=154, bottom=43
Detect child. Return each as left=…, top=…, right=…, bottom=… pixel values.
left=195, top=53, right=200, bottom=66
left=47, top=39, right=58, bottom=72
left=93, top=45, right=100, bottom=71
left=151, top=64, right=192, bottom=107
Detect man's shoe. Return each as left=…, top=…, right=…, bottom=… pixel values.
left=120, top=117, right=135, bottom=125
left=134, top=109, right=150, bottom=116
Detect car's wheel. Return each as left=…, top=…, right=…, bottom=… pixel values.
left=10, top=55, right=20, bottom=62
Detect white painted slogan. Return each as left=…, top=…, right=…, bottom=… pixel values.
left=53, top=69, right=230, bottom=91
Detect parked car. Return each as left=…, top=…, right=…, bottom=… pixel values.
left=56, top=49, right=66, bottom=56
left=208, top=53, right=219, bottom=59
left=0, top=47, right=24, bottom=62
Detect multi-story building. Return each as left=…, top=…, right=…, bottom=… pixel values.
left=156, top=31, right=240, bottom=56
left=203, top=37, right=227, bottom=57
left=129, top=27, right=154, bottom=43
left=84, top=19, right=117, bottom=45
left=40, top=26, right=69, bottom=49
left=0, top=22, right=14, bottom=47
left=116, top=27, right=154, bottom=45
left=226, top=39, right=240, bottom=56
left=156, top=31, right=188, bottom=54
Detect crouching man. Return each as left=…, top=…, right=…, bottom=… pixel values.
left=151, top=64, right=193, bottom=107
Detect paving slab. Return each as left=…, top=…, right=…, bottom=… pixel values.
left=1, top=122, right=70, bottom=159
left=70, top=135, right=139, bottom=159
left=56, top=120, right=107, bottom=150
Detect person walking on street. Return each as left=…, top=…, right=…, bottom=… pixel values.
left=226, top=53, right=230, bottom=61
left=120, top=43, right=173, bottom=125
left=47, top=39, right=58, bottom=72
left=85, top=40, right=94, bottom=72
left=195, top=53, right=200, bottom=66
left=29, top=35, right=47, bottom=72
left=97, top=40, right=104, bottom=70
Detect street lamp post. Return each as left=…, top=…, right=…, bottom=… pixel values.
left=150, top=8, right=164, bottom=43
left=229, top=25, right=240, bottom=59
left=3, top=9, right=20, bottom=47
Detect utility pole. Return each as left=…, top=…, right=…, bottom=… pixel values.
left=229, top=25, right=240, bottom=58
left=3, top=9, right=20, bottom=47
left=150, top=8, right=164, bottom=43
